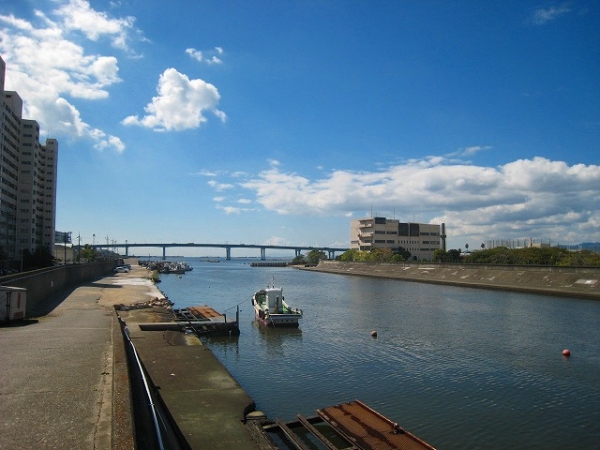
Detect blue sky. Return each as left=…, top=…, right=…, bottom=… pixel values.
left=1, top=0, right=598, bottom=257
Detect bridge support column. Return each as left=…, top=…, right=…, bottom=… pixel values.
left=162, top=247, right=166, bottom=261
left=329, top=250, right=335, bottom=259
left=226, top=247, right=231, bottom=260
left=295, top=249, right=301, bottom=257
left=260, top=248, right=266, bottom=260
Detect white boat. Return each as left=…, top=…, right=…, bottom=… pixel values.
left=252, top=280, right=303, bottom=327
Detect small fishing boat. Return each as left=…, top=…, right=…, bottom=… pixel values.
left=252, top=279, right=303, bottom=327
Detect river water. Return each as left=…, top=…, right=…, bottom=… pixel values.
left=153, top=258, right=600, bottom=449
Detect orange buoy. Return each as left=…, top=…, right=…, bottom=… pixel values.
left=562, top=349, right=571, bottom=357
left=371, top=330, right=378, bottom=338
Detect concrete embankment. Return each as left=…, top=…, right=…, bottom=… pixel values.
left=303, top=261, right=600, bottom=300
left=0, top=259, right=265, bottom=450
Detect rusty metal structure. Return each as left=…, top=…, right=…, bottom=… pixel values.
left=172, top=305, right=240, bottom=336
left=259, top=400, right=436, bottom=450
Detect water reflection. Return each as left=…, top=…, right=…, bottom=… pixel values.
left=157, top=259, right=600, bottom=450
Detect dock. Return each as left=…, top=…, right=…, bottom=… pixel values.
left=250, top=261, right=289, bottom=267
left=174, top=305, right=241, bottom=336
left=135, top=305, right=241, bottom=336
left=260, top=399, right=437, bottom=450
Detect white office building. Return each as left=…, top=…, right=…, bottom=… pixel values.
left=350, top=217, right=446, bottom=261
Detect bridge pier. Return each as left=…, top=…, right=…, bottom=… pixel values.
left=104, top=242, right=347, bottom=261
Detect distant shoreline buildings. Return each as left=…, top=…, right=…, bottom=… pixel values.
left=0, top=56, right=58, bottom=264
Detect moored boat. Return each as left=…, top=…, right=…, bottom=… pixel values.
left=252, top=280, right=303, bottom=327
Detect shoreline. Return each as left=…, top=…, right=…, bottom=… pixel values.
left=300, top=261, right=600, bottom=300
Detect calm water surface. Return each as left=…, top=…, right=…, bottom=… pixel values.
left=155, top=258, right=600, bottom=449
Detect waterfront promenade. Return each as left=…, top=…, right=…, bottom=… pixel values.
left=0, top=260, right=263, bottom=450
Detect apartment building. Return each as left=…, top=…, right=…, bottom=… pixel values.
left=350, top=217, right=446, bottom=261
left=0, top=56, right=58, bottom=262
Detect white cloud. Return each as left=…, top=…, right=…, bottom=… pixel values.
left=532, top=5, right=571, bottom=25
left=461, top=145, right=491, bottom=156
left=195, top=169, right=218, bottom=177
left=122, top=68, right=226, bottom=131
left=0, top=1, right=141, bottom=152
left=207, top=180, right=234, bottom=191
left=53, top=0, right=138, bottom=51
left=216, top=205, right=252, bottom=215
left=264, top=236, right=287, bottom=246
left=186, top=47, right=224, bottom=65
left=212, top=156, right=600, bottom=245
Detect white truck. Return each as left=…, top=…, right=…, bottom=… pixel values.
left=0, top=286, right=27, bottom=322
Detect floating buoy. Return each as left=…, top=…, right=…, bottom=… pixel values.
left=371, top=330, right=378, bottom=338
left=562, top=349, right=571, bottom=357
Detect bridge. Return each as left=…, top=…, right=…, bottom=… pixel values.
left=92, top=242, right=349, bottom=261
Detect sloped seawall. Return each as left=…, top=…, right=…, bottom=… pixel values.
left=304, top=261, right=600, bottom=300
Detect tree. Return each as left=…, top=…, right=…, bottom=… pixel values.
left=306, top=249, right=327, bottom=265
left=394, top=246, right=411, bottom=261
left=447, top=249, right=461, bottom=261
left=22, top=245, right=55, bottom=270
left=79, top=244, right=97, bottom=262
left=338, top=249, right=361, bottom=261
left=365, top=248, right=392, bottom=262
left=291, top=254, right=306, bottom=265
left=432, top=249, right=448, bottom=262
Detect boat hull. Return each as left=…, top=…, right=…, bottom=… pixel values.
left=253, top=308, right=301, bottom=327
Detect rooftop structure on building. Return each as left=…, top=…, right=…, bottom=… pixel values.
left=0, top=56, right=58, bottom=263
left=350, top=217, right=446, bottom=261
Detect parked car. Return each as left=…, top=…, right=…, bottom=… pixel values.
left=114, top=266, right=129, bottom=273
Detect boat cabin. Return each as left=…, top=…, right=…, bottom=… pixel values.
left=255, top=287, right=284, bottom=314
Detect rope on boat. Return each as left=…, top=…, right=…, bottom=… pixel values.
left=222, top=296, right=251, bottom=314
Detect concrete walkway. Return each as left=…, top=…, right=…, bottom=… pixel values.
left=0, top=275, right=144, bottom=449
left=0, top=260, right=264, bottom=449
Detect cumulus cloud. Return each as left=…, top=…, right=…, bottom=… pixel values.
left=0, top=0, right=141, bottom=152
left=53, top=0, right=139, bottom=52
left=206, top=157, right=600, bottom=245
left=122, top=68, right=226, bottom=131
